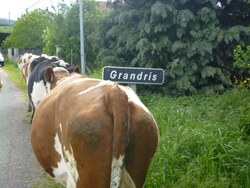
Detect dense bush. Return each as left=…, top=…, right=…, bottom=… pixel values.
left=96, top=0, right=250, bottom=95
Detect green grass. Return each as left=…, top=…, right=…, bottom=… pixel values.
left=143, top=91, right=250, bottom=188
left=0, top=25, right=12, bottom=33
left=2, top=59, right=27, bottom=98
left=2, top=59, right=250, bottom=187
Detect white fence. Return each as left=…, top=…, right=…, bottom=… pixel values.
left=8, top=48, right=19, bottom=60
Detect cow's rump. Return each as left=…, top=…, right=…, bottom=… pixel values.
left=30, top=76, right=158, bottom=188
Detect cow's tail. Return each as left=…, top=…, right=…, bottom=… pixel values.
left=107, top=84, right=130, bottom=188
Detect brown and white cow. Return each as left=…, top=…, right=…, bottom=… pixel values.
left=18, top=53, right=32, bottom=70
left=18, top=53, right=35, bottom=84
left=30, top=69, right=159, bottom=188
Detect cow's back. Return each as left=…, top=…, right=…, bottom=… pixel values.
left=31, top=78, right=115, bottom=187
left=31, top=76, right=158, bottom=188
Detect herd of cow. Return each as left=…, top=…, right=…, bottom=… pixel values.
left=14, top=53, right=159, bottom=188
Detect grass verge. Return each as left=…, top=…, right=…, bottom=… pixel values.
left=143, top=90, right=250, bottom=187
left=2, top=59, right=28, bottom=99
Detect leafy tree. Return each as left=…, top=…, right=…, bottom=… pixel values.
left=96, top=0, right=250, bottom=95
left=2, top=9, right=53, bottom=49
left=43, top=2, right=69, bottom=56
left=43, top=0, right=106, bottom=71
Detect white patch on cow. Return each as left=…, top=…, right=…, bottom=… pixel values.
left=46, top=82, right=51, bottom=93
left=58, top=60, right=69, bottom=67
left=31, top=80, right=48, bottom=108
left=23, top=53, right=31, bottom=62
left=71, top=78, right=92, bottom=84
left=57, top=74, right=81, bottom=86
left=29, top=55, right=40, bottom=65
left=110, top=155, right=124, bottom=188
left=70, top=78, right=87, bottom=84
left=41, top=54, right=68, bottom=67
left=27, top=54, right=40, bottom=76
left=41, top=54, right=57, bottom=60
left=18, top=53, right=29, bottom=70
left=59, top=123, right=63, bottom=133
left=53, top=67, right=69, bottom=73
left=53, top=132, right=79, bottom=188
left=119, top=85, right=150, bottom=113
left=70, top=77, right=99, bottom=85
left=26, top=76, right=29, bottom=86
left=18, top=61, right=24, bottom=70
left=77, top=80, right=114, bottom=96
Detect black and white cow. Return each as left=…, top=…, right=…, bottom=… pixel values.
left=27, top=55, right=79, bottom=121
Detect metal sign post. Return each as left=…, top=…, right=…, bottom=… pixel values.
left=130, top=84, right=137, bottom=93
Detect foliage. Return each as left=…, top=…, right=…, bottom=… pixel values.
left=2, top=9, right=53, bottom=49
left=233, top=45, right=250, bottom=88
left=0, top=33, right=10, bottom=46
left=42, top=2, right=70, bottom=56
left=43, top=0, right=107, bottom=72
left=234, top=45, right=250, bottom=68
left=143, top=89, right=250, bottom=187
left=96, top=0, right=250, bottom=95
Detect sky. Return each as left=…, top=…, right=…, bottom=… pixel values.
left=0, top=0, right=106, bottom=20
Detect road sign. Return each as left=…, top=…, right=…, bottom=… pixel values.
left=102, top=66, right=164, bottom=85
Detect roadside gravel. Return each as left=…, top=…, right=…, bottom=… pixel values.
left=0, top=68, right=49, bottom=188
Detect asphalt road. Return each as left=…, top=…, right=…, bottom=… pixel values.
left=0, top=68, right=46, bottom=188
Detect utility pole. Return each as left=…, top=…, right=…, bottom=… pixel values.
left=8, top=12, right=11, bottom=33
left=79, top=0, right=86, bottom=74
